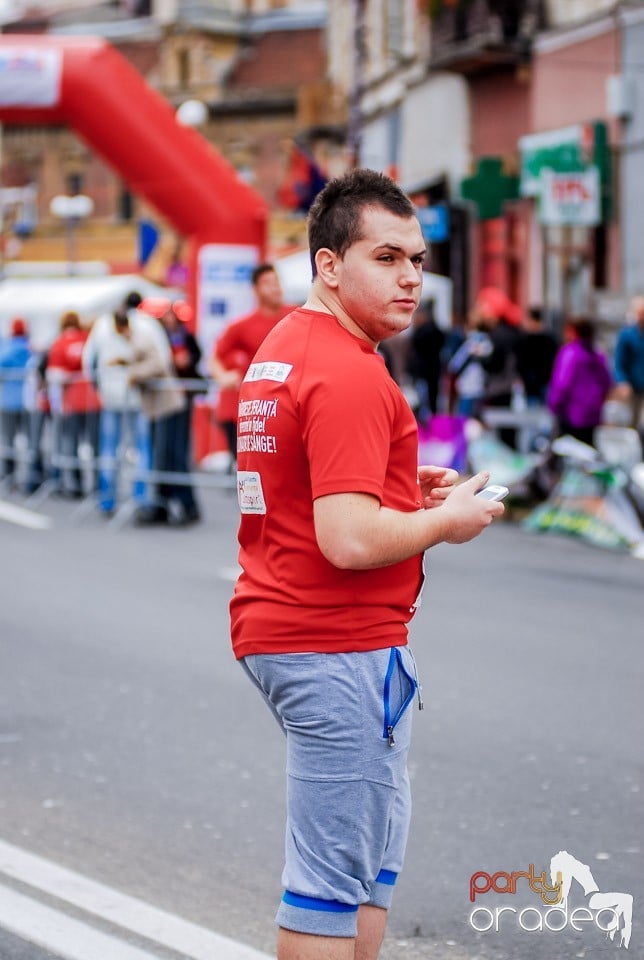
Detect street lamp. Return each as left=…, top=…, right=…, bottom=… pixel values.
left=49, top=193, right=94, bottom=274
left=176, top=99, right=208, bottom=128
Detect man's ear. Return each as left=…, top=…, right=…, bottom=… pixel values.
left=314, top=248, right=340, bottom=289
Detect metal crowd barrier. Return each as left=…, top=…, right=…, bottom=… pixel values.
left=481, top=405, right=555, bottom=454
left=2, top=367, right=558, bottom=528
left=0, top=368, right=236, bottom=528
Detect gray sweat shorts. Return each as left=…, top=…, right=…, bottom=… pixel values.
left=241, top=645, right=420, bottom=938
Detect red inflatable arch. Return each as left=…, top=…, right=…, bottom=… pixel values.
left=0, top=35, right=268, bottom=313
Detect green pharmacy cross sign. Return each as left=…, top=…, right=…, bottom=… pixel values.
left=460, top=157, right=520, bottom=221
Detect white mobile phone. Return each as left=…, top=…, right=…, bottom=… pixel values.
left=476, top=484, right=510, bottom=501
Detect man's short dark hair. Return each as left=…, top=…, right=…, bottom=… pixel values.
left=251, top=263, right=276, bottom=286
left=307, top=168, right=417, bottom=276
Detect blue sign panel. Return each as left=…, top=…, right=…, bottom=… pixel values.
left=416, top=204, right=449, bottom=243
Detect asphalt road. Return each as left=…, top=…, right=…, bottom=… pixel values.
left=0, top=487, right=642, bottom=960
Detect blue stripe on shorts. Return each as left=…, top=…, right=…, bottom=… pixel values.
left=282, top=891, right=359, bottom=913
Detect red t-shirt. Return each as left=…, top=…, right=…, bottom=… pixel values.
left=230, top=307, right=424, bottom=659
left=214, top=305, right=294, bottom=422
left=47, top=329, right=101, bottom=414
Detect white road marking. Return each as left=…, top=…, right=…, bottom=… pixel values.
left=0, top=884, right=168, bottom=960
left=0, top=839, right=273, bottom=960
left=0, top=500, right=51, bottom=531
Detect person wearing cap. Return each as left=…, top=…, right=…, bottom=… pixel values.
left=209, top=264, right=295, bottom=467
left=0, top=318, right=32, bottom=485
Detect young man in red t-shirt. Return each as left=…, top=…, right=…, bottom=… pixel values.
left=209, top=263, right=295, bottom=464
left=232, top=170, right=504, bottom=960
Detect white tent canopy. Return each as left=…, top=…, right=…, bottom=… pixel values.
left=0, top=273, right=181, bottom=350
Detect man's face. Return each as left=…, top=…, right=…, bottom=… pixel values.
left=255, top=270, right=284, bottom=312
left=332, top=206, right=425, bottom=344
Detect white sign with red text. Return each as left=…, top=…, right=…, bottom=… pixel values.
left=539, top=167, right=600, bottom=227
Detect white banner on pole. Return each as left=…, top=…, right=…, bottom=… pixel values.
left=197, top=243, right=259, bottom=363
left=0, top=48, right=62, bottom=107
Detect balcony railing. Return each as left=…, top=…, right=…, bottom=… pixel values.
left=429, top=0, right=542, bottom=71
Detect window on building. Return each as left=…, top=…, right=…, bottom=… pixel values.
left=66, top=172, right=84, bottom=195
left=119, top=187, right=134, bottom=222
left=177, top=49, right=190, bottom=89
left=385, top=0, right=404, bottom=60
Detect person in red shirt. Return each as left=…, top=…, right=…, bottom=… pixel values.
left=209, top=263, right=294, bottom=465
left=232, top=169, right=505, bottom=960
left=46, top=311, right=101, bottom=497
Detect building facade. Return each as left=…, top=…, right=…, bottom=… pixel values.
left=618, top=3, right=644, bottom=301
left=326, top=0, right=644, bottom=329
left=0, top=0, right=333, bottom=273
left=3, top=0, right=644, bottom=328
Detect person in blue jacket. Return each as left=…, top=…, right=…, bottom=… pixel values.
left=614, top=296, right=644, bottom=437
left=0, top=317, right=32, bottom=484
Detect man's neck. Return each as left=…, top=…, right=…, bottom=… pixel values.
left=304, top=280, right=377, bottom=348
left=302, top=283, right=333, bottom=316
left=258, top=302, right=284, bottom=316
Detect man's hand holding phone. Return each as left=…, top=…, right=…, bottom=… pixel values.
left=439, top=471, right=506, bottom=544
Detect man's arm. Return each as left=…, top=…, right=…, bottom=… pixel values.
left=81, top=325, right=98, bottom=377
left=313, top=471, right=502, bottom=570
left=127, top=336, right=166, bottom=385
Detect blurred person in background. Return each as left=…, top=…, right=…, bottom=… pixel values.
left=377, top=327, right=420, bottom=416
left=46, top=311, right=101, bottom=498
left=83, top=308, right=154, bottom=516
left=23, top=347, right=52, bottom=495
left=0, top=318, right=32, bottom=487
left=139, top=297, right=202, bottom=525
left=474, top=286, right=522, bottom=448
left=613, top=295, right=644, bottom=437
left=547, top=317, right=612, bottom=446
left=447, top=316, right=492, bottom=418
left=161, top=300, right=202, bottom=383
left=441, top=317, right=466, bottom=414
left=515, top=306, right=559, bottom=407
left=209, top=264, right=295, bottom=466
left=124, top=289, right=176, bottom=363
left=407, top=299, right=445, bottom=418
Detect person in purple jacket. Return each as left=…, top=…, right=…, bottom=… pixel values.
left=547, top=317, right=612, bottom=446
